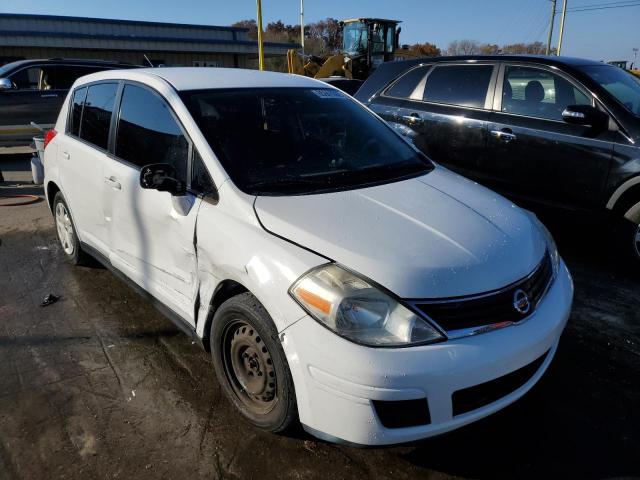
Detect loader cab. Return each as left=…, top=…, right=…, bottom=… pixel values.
left=341, top=18, right=400, bottom=80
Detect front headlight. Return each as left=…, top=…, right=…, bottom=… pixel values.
left=289, top=264, right=445, bottom=347
left=525, top=210, right=560, bottom=275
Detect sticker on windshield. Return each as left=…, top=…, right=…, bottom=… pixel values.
left=312, top=89, right=346, bottom=99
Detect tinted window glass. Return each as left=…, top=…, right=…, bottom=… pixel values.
left=502, top=66, right=591, bottom=121
left=43, top=66, right=103, bottom=90
left=422, top=65, right=493, bottom=108
left=9, top=67, right=42, bottom=90
left=80, top=83, right=117, bottom=150
left=69, top=87, right=87, bottom=137
left=191, top=150, right=215, bottom=195
left=116, top=84, right=189, bottom=181
left=180, top=88, right=432, bottom=196
left=386, top=66, right=429, bottom=99
left=579, top=64, right=640, bottom=116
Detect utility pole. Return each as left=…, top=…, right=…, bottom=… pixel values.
left=633, top=47, right=638, bottom=69
left=256, top=0, right=265, bottom=70
left=546, top=0, right=557, bottom=55
left=557, top=0, right=568, bottom=56
left=300, top=0, right=305, bottom=56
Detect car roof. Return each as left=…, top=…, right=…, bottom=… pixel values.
left=76, top=67, right=327, bottom=91
left=1, top=58, right=136, bottom=70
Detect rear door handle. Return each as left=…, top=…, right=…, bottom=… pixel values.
left=401, top=113, right=423, bottom=125
left=104, top=176, right=121, bottom=190
left=490, top=129, right=517, bottom=143
left=61, top=151, right=70, bottom=160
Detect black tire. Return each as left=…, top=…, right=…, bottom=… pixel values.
left=210, top=292, right=297, bottom=432
left=615, top=215, right=640, bottom=268
left=53, top=192, right=89, bottom=266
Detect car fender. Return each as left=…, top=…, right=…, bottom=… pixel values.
left=193, top=183, right=328, bottom=339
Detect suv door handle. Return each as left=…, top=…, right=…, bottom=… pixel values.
left=401, top=113, right=423, bottom=125
left=104, top=176, right=121, bottom=190
left=490, top=129, right=517, bottom=143
left=40, top=94, right=58, bottom=98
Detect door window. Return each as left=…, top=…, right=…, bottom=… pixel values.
left=385, top=66, right=430, bottom=99
left=115, top=84, right=189, bottom=182
left=68, top=86, right=87, bottom=137
left=502, top=65, right=591, bottom=121
left=191, top=150, right=216, bottom=195
left=42, top=66, right=103, bottom=90
left=9, top=67, right=42, bottom=90
left=422, top=64, right=494, bottom=108
left=79, top=83, right=118, bottom=150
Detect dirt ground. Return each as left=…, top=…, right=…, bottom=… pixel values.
left=1, top=154, right=639, bottom=479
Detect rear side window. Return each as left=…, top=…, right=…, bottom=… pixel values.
left=43, top=66, right=103, bottom=90
left=69, top=86, right=87, bottom=137
left=80, top=83, right=118, bottom=150
left=115, top=84, right=189, bottom=182
left=422, top=65, right=493, bottom=108
left=385, top=66, right=430, bottom=99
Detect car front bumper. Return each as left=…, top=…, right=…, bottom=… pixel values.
left=280, top=260, right=573, bottom=446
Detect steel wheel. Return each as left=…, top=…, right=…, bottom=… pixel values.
left=222, top=320, right=277, bottom=415
left=55, top=201, right=75, bottom=255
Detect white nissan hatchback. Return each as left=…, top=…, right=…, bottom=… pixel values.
left=44, top=68, right=573, bottom=446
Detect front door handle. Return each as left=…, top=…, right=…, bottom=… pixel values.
left=40, top=94, right=58, bottom=98
left=104, top=176, right=121, bottom=190
left=490, top=129, right=517, bottom=143
left=401, top=113, right=423, bottom=125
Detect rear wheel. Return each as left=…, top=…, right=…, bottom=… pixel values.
left=53, top=192, right=89, bottom=265
left=210, top=292, right=297, bottom=432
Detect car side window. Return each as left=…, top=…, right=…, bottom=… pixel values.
left=502, top=65, right=591, bottom=121
left=422, top=64, right=494, bottom=108
left=79, top=83, right=118, bottom=150
left=9, top=67, right=42, bottom=90
left=191, top=149, right=216, bottom=195
left=385, top=65, right=430, bottom=99
left=115, top=84, right=189, bottom=183
left=43, top=66, right=102, bottom=90
left=68, top=86, right=87, bottom=137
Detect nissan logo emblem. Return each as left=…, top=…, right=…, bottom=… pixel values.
left=513, top=289, right=531, bottom=315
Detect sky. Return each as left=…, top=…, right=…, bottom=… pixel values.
left=3, top=0, right=640, bottom=63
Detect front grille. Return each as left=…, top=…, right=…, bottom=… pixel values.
left=413, top=252, right=553, bottom=333
left=452, top=350, right=549, bottom=416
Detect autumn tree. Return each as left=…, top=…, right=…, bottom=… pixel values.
left=408, top=42, right=441, bottom=57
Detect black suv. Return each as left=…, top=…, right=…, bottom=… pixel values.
left=0, top=58, right=137, bottom=147
left=356, top=55, right=640, bottom=264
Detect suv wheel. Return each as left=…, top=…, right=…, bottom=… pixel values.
left=210, top=292, right=297, bottom=432
left=616, top=214, right=640, bottom=267
left=53, top=193, right=88, bottom=265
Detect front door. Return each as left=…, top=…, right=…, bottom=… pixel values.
left=104, top=83, right=201, bottom=324
left=483, top=64, right=614, bottom=210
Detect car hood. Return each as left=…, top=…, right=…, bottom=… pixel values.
left=254, top=167, right=547, bottom=298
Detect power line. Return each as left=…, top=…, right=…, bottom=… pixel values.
left=568, top=2, right=640, bottom=11
left=568, top=0, right=639, bottom=8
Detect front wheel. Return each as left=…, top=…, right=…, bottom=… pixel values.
left=616, top=215, right=640, bottom=268
left=210, top=292, right=297, bottom=432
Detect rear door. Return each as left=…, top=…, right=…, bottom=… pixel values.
left=59, top=82, right=119, bottom=254
left=104, top=82, right=201, bottom=324
left=483, top=63, right=613, bottom=209
left=367, top=62, right=497, bottom=178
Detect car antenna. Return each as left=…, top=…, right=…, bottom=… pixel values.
left=143, top=54, right=154, bottom=67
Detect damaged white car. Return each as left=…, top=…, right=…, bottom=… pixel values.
left=44, top=68, right=573, bottom=446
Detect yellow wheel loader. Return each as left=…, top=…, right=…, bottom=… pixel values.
left=287, top=18, right=417, bottom=92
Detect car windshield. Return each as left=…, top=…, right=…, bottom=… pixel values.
left=579, top=64, right=640, bottom=116
left=180, top=87, right=432, bottom=196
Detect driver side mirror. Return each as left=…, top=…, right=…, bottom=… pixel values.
left=140, top=163, right=185, bottom=196
left=561, top=105, right=608, bottom=129
left=0, top=78, right=13, bottom=91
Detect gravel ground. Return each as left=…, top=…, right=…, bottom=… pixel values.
left=1, top=154, right=638, bottom=479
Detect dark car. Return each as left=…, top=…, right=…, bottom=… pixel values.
left=0, top=58, right=137, bottom=147
left=356, top=55, right=640, bottom=264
